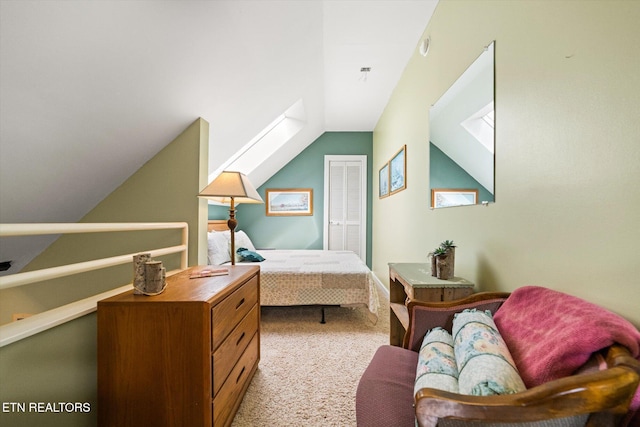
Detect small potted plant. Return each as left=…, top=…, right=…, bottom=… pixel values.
left=432, top=247, right=453, bottom=280
left=440, top=240, right=455, bottom=249
left=429, top=247, right=446, bottom=276
left=433, top=247, right=448, bottom=257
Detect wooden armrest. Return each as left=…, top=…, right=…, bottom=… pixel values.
left=415, top=345, right=640, bottom=427
left=606, top=344, right=640, bottom=374
left=403, top=292, right=510, bottom=350
left=407, top=291, right=511, bottom=310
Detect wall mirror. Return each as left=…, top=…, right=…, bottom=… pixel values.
left=429, top=41, right=495, bottom=209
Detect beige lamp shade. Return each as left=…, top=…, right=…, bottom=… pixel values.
left=198, top=171, right=263, bottom=204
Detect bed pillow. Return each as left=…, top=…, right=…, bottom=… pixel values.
left=221, top=230, right=257, bottom=262
left=452, top=309, right=526, bottom=396
left=207, top=231, right=231, bottom=265
left=235, top=230, right=256, bottom=252
left=236, top=247, right=264, bottom=262
left=414, top=327, right=459, bottom=396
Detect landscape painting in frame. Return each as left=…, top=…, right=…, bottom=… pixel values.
left=379, top=163, right=390, bottom=198
left=266, top=188, right=313, bottom=216
left=431, top=188, right=478, bottom=208
left=390, top=145, right=407, bottom=195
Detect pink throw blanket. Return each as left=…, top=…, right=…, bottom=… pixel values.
left=493, top=286, right=640, bottom=412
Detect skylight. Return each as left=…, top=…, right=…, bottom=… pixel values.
left=460, top=101, right=494, bottom=154
left=208, top=99, right=306, bottom=183
left=481, top=109, right=494, bottom=129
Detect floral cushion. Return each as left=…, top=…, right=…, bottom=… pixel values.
left=452, top=309, right=526, bottom=396
left=414, top=327, right=459, bottom=396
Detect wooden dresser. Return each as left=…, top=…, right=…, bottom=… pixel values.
left=97, top=265, right=260, bottom=427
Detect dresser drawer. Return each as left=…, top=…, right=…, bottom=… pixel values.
left=212, top=304, right=259, bottom=396
left=213, top=333, right=259, bottom=427
left=212, top=276, right=258, bottom=348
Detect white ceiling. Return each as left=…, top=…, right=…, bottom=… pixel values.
left=0, top=0, right=438, bottom=273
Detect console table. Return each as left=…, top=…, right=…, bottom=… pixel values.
left=388, top=263, right=474, bottom=346
left=98, top=265, right=260, bottom=427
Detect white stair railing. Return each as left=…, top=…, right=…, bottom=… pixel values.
left=0, top=222, right=189, bottom=347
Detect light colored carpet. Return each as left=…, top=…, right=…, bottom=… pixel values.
left=232, top=300, right=390, bottom=427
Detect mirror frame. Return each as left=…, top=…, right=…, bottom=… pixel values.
left=429, top=41, right=495, bottom=209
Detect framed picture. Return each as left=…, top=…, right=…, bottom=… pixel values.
left=431, top=188, right=478, bottom=208
left=265, top=188, right=313, bottom=216
left=389, top=145, right=407, bottom=195
left=378, top=163, right=390, bottom=198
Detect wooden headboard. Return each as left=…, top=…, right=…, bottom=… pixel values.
left=208, top=220, right=230, bottom=232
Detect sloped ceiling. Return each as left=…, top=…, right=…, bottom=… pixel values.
left=0, top=0, right=437, bottom=273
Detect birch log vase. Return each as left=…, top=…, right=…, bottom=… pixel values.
left=133, top=253, right=151, bottom=294
left=429, top=253, right=437, bottom=277
left=144, top=261, right=166, bottom=295
left=447, top=247, right=455, bottom=278
left=436, top=256, right=453, bottom=280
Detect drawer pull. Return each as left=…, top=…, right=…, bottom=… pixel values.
left=236, top=366, right=246, bottom=384
left=235, top=298, right=245, bottom=310
left=236, top=332, right=246, bottom=346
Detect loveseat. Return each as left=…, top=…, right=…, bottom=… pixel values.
left=356, top=287, right=640, bottom=427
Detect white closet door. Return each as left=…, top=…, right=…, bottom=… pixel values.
left=324, top=155, right=367, bottom=262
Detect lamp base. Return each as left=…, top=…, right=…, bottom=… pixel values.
left=228, top=208, right=237, bottom=266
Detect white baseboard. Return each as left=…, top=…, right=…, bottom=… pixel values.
left=371, top=271, right=389, bottom=301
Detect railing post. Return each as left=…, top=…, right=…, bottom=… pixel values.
left=181, top=224, right=188, bottom=269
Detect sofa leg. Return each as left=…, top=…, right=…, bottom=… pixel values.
left=320, top=307, right=326, bottom=324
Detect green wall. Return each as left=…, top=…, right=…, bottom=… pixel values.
left=429, top=143, right=492, bottom=204
left=209, top=131, right=374, bottom=267
left=0, top=118, right=209, bottom=427
left=373, top=0, right=640, bottom=326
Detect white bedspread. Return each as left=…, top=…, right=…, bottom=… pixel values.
left=244, top=249, right=379, bottom=322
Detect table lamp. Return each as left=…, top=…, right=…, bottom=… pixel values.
left=198, top=171, right=263, bottom=265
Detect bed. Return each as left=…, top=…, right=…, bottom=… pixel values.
left=207, top=220, right=379, bottom=322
